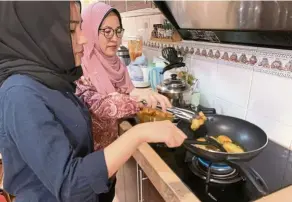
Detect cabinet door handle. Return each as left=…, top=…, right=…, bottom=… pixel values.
left=139, top=169, right=143, bottom=202
left=137, top=163, right=149, bottom=202
left=136, top=163, right=140, bottom=202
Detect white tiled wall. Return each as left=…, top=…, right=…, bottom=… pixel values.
left=143, top=46, right=292, bottom=148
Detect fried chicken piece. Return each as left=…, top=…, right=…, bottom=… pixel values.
left=222, top=142, right=244, bottom=153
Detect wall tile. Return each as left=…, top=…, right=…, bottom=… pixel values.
left=199, top=93, right=216, bottom=108
left=248, top=72, right=292, bottom=126
left=246, top=111, right=292, bottom=148
left=214, top=98, right=246, bottom=119
left=191, top=59, right=217, bottom=95
left=182, top=56, right=192, bottom=73
left=215, top=63, right=253, bottom=108
left=143, top=47, right=160, bottom=63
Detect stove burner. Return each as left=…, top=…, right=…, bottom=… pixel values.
left=189, top=156, right=243, bottom=184
left=197, top=158, right=234, bottom=175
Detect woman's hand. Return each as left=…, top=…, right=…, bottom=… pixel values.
left=130, top=88, right=172, bottom=111
left=129, top=120, right=187, bottom=148
left=104, top=120, right=186, bottom=177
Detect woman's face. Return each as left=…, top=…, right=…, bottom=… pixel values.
left=70, top=2, right=87, bottom=66
left=99, top=12, right=123, bottom=57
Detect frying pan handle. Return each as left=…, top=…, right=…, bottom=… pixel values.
left=229, top=161, right=269, bottom=196
left=197, top=105, right=216, bottom=115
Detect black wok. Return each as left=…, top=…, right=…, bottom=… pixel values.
left=177, top=112, right=269, bottom=196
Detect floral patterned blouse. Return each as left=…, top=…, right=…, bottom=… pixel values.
left=75, top=76, right=140, bottom=150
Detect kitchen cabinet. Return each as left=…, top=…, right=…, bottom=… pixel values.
left=126, top=1, right=154, bottom=12
left=109, top=1, right=127, bottom=13
left=116, top=157, right=137, bottom=202
left=115, top=158, right=164, bottom=202
left=137, top=164, right=165, bottom=202
left=117, top=121, right=164, bottom=202
left=100, top=1, right=154, bottom=13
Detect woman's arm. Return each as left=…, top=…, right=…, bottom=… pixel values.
left=130, top=88, right=172, bottom=111
left=3, top=86, right=186, bottom=201
left=76, top=77, right=140, bottom=120
left=90, top=93, right=140, bottom=120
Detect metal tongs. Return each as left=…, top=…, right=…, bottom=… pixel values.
left=158, top=106, right=199, bottom=122
left=140, top=100, right=198, bottom=122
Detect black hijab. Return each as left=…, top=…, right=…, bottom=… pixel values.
left=0, top=1, right=82, bottom=92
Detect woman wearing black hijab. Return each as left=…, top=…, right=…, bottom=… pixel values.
left=0, top=1, right=186, bottom=202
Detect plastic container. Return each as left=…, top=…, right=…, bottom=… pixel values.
left=128, top=35, right=143, bottom=62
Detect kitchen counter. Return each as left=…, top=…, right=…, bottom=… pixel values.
left=119, top=121, right=200, bottom=202
left=119, top=121, right=292, bottom=202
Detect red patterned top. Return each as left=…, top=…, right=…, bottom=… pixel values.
left=75, top=76, right=140, bottom=151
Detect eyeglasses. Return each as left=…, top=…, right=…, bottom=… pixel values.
left=99, top=27, right=125, bottom=39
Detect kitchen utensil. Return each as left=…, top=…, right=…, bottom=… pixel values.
left=160, top=62, right=185, bottom=75
left=136, top=107, right=174, bottom=123
left=190, top=79, right=200, bottom=109
left=140, top=100, right=199, bottom=124
left=156, top=73, right=191, bottom=107
left=158, top=105, right=199, bottom=121
left=162, top=47, right=183, bottom=64
left=177, top=111, right=269, bottom=195
left=149, top=66, right=164, bottom=90
left=184, top=136, right=227, bottom=152
left=191, top=79, right=199, bottom=93
left=157, top=56, right=170, bottom=65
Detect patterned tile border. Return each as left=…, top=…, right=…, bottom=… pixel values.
left=144, top=40, right=292, bottom=79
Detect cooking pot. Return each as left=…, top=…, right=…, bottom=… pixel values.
left=156, top=73, right=191, bottom=107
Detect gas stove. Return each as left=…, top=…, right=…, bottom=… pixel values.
left=188, top=155, right=242, bottom=185
left=145, top=104, right=292, bottom=202
left=128, top=104, right=292, bottom=201
left=150, top=140, right=292, bottom=202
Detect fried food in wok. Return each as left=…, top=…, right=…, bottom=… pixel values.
left=191, top=111, right=207, bottom=131
left=217, top=135, right=232, bottom=144
left=137, top=107, right=174, bottom=123
left=192, top=135, right=244, bottom=153
left=195, top=144, right=221, bottom=152
left=223, top=142, right=244, bottom=153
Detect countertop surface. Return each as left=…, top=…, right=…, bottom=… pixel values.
left=119, top=121, right=292, bottom=202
